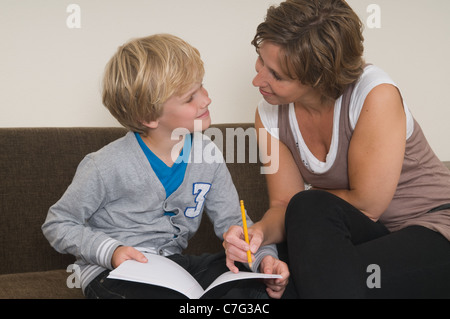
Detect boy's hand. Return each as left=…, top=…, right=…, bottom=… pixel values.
left=259, top=255, right=290, bottom=299
left=111, top=246, right=148, bottom=269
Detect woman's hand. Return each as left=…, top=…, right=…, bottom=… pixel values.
left=222, top=224, right=264, bottom=273
left=223, top=226, right=290, bottom=299
left=260, top=255, right=290, bottom=299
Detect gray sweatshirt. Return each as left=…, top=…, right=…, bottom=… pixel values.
left=42, top=132, right=277, bottom=292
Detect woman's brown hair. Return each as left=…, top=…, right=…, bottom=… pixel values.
left=252, top=0, right=365, bottom=101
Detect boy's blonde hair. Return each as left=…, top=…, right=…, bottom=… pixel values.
left=102, top=34, right=205, bottom=135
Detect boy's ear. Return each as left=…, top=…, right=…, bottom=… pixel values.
left=142, top=120, right=159, bottom=129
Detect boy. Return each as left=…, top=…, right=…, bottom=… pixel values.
left=42, top=34, right=288, bottom=298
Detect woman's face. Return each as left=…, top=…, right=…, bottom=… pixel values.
left=252, top=41, right=316, bottom=105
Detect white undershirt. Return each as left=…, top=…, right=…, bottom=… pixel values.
left=258, top=65, right=414, bottom=174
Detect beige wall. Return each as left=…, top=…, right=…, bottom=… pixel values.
left=1, top=0, right=449, bottom=160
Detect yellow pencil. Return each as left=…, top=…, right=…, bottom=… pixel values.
left=240, top=200, right=253, bottom=269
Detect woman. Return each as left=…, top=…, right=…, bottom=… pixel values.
left=224, top=0, right=450, bottom=298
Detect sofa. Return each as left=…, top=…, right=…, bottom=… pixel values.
left=0, top=124, right=271, bottom=298
left=1, top=125, right=449, bottom=299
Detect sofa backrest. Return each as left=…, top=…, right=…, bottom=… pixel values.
left=0, top=125, right=268, bottom=274
left=2, top=126, right=449, bottom=275
left=0, top=128, right=127, bottom=274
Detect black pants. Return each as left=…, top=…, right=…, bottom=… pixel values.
left=85, top=251, right=268, bottom=299
left=282, top=190, right=450, bottom=299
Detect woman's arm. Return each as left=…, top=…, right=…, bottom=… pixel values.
left=253, top=109, right=305, bottom=245
left=326, top=84, right=406, bottom=221
left=223, top=109, right=304, bottom=264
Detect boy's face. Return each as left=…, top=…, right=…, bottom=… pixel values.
left=150, top=82, right=211, bottom=133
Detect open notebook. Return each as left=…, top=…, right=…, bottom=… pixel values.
left=108, top=252, right=281, bottom=299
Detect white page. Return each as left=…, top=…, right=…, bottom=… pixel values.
left=107, top=253, right=282, bottom=299
left=108, top=253, right=204, bottom=298
left=204, top=270, right=282, bottom=295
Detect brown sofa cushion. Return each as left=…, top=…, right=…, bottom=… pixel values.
left=0, top=270, right=84, bottom=299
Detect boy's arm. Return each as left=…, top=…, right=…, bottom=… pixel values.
left=42, top=156, right=122, bottom=270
